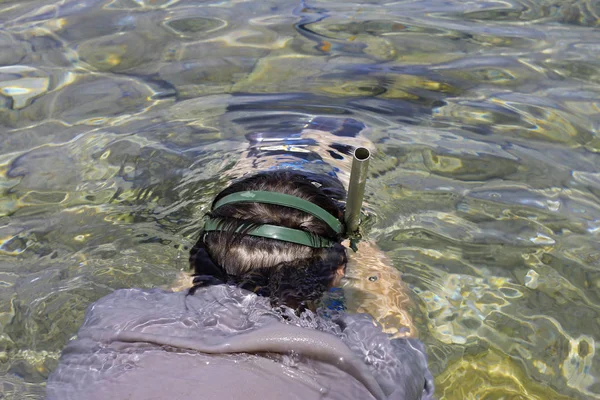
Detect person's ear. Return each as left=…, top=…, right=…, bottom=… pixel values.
left=330, top=264, right=346, bottom=287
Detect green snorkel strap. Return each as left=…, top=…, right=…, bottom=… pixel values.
left=204, top=190, right=341, bottom=248
left=203, top=218, right=336, bottom=248
left=213, top=191, right=343, bottom=234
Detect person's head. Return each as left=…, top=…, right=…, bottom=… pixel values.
left=189, top=170, right=348, bottom=309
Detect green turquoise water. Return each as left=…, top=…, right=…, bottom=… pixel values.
left=1, top=0, right=599, bottom=398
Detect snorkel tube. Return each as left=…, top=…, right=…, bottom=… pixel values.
left=344, top=147, right=371, bottom=251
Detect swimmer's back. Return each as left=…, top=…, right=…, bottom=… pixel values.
left=46, top=287, right=433, bottom=400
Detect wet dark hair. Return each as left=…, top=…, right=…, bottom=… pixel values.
left=189, top=170, right=348, bottom=308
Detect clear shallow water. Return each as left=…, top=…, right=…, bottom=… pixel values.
left=0, top=0, right=599, bottom=398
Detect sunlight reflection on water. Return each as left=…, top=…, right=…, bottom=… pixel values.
left=1, top=0, right=599, bottom=398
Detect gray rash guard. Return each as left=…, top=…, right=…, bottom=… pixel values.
left=46, top=286, right=434, bottom=400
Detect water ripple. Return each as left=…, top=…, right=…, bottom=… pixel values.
left=1, top=0, right=600, bottom=398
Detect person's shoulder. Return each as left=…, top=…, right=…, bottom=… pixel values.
left=333, top=312, right=387, bottom=339
left=81, top=288, right=185, bottom=329
left=90, top=287, right=181, bottom=307
left=333, top=312, right=435, bottom=399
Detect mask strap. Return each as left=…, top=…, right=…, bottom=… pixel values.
left=212, top=191, right=343, bottom=234
left=203, top=218, right=336, bottom=248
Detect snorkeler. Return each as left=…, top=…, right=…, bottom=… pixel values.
left=46, top=168, right=434, bottom=400
left=171, top=116, right=418, bottom=338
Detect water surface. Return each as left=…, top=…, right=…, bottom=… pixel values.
left=1, top=0, right=599, bottom=398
